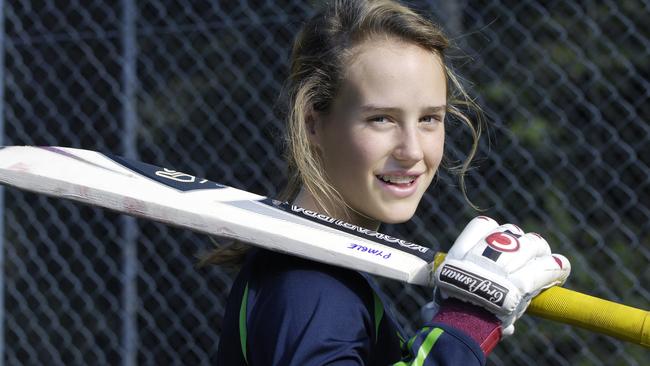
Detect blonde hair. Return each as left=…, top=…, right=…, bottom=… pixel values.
left=200, top=0, right=483, bottom=266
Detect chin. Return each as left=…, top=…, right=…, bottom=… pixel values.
left=381, top=217, right=412, bottom=224
left=374, top=207, right=417, bottom=224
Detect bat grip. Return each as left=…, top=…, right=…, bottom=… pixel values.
left=432, top=253, right=650, bottom=347
left=528, top=287, right=650, bottom=347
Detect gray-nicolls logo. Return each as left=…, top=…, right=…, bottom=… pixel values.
left=439, top=264, right=508, bottom=306
left=155, top=168, right=196, bottom=183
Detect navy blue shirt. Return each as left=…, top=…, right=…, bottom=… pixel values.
left=217, top=249, right=486, bottom=365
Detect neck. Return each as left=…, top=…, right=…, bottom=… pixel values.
left=293, top=188, right=381, bottom=230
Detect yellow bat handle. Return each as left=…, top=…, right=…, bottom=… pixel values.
left=432, top=253, right=650, bottom=347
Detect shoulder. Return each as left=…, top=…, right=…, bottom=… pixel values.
left=247, top=249, right=374, bottom=310
left=241, top=250, right=384, bottom=364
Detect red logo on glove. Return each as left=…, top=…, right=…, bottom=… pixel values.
left=485, top=232, right=520, bottom=252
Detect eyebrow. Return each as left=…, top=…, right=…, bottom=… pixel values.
left=359, top=104, right=447, bottom=114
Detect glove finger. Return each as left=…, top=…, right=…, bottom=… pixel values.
left=490, top=232, right=552, bottom=272
left=466, top=227, right=539, bottom=272
left=510, top=254, right=571, bottom=296
left=498, top=223, right=525, bottom=237
left=527, top=232, right=552, bottom=257
left=448, top=216, right=499, bottom=258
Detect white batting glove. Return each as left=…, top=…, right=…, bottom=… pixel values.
left=434, top=216, right=571, bottom=336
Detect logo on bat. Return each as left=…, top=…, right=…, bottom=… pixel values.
left=347, top=243, right=392, bottom=259
left=106, top=153, right=226, bottom=191
left=155, top=169, right=197, bottom=183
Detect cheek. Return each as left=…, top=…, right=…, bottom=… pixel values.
left=323, top=133, right=379, bottom=175
left=348, top=135, right=383, bottom=165
left=425, top=132, right=445, bottom=168
left=318, top=130, right=387, bottom=194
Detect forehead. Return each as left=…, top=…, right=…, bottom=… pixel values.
left=338, top=39, right=447, bottom=106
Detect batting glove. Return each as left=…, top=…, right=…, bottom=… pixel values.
left=434, top=216, right=571, bottom=336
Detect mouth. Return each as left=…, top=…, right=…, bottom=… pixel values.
left=375, top=174, right=419, bottom=186
left=375, top=173, right=423, bottom=198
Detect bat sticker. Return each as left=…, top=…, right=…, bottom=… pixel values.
left=106, top=153, right=226, bottom=192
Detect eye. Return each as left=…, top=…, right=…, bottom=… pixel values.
left=367, top=115, right=391, bottom=124
left=420, top=114, right=444, bottom=124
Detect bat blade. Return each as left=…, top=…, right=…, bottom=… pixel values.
left=0, top=146, right=435, bottom=286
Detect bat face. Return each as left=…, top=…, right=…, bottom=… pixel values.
left=108, top=150, right=434, bottom=262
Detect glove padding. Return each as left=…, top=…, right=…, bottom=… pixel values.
left=434, top=216, right=571, bottom=335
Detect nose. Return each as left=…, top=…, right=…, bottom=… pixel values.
left=392, top=125, right=424, bottom=163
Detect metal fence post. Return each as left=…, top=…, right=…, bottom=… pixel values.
left=0, top=2, right=5, bottom=365
left=121, top=1, right=138, bottom=365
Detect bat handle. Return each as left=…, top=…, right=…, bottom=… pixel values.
left=432, top=252, right=650, bottom=347
left=528, top=286, right=650, bottom=347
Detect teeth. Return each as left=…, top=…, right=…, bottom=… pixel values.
left=378, top=175, right=416, bottom=184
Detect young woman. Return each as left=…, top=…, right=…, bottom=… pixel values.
left=211, top=0, right=570, bottom=364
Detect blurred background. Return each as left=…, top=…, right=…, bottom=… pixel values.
left=0, top=0, right=648, bottom=365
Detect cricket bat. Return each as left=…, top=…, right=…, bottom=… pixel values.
left=0, top=146, right=647, bottom=347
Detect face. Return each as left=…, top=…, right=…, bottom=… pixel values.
left=310, top=38, right=446, bottom=225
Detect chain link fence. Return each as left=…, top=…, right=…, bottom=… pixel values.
left=1, top=0, right=648, bottom=365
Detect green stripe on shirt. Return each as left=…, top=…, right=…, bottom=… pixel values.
left=373, top=292, right=384, bottom=343
left=239, top=283, right=250, bottom=364
left=393, top=327, right=444, bottom=366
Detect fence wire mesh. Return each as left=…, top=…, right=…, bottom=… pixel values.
left=1, top=1, right=648, bottom=365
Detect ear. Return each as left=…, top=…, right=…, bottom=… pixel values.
left=305, top=109, right=324, bottom=149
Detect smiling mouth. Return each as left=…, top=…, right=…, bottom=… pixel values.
left=376, top=175, right=417, bottom=185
